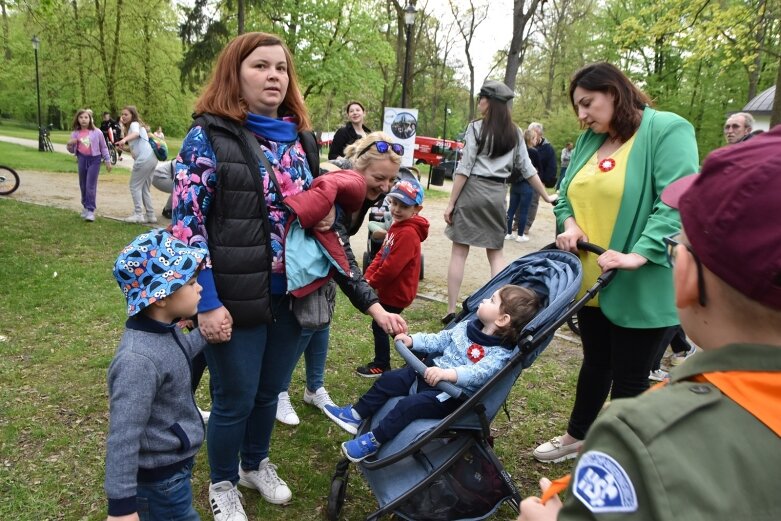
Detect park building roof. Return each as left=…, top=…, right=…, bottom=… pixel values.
left=742, top=85, right=776, bottom=115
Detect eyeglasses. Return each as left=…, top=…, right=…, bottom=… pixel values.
left=664, top=234, right=707, bottom=306
left=357, top=140, right=404, bottom=158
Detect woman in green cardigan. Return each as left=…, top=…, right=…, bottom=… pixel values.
left=533, top=62, right=699, bottom=463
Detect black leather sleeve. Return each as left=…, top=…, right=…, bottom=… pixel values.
left=331, top=214, right=379, bottom=313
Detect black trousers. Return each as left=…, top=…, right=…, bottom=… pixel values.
left=370, top=303, right=404, bottom=367
left=651, top=326, right=692, bottom=371
left=567, top=307, right=672, bottom=440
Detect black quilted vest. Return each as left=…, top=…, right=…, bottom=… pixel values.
left=193, top=114, right=319, bottom=327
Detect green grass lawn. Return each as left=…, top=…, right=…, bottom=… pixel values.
left=0, top=119, right=184, bottom=155
left=0, top=199, right=580, bottom=520
left=0, top=141, right=79, bottom=173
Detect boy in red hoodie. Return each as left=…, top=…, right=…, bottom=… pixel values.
left=357, top=177, right=429, bottom=377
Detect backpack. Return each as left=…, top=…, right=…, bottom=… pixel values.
left=148, top=135, right=168, bottom=161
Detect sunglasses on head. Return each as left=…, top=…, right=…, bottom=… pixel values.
left=357, top=140, right=404, bottom=158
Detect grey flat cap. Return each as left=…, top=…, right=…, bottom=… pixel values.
left=479, top=80, right=515, bottom=102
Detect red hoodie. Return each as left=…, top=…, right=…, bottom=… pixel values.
left=364, top=214, right=429, bottom=308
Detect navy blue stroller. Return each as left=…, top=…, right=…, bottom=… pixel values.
left=327, top=244, right=615, bottom=520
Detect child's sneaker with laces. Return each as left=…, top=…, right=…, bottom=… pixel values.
left=303, top=387, right=335, bottom=411
left=670, top=345, right=697, bottom=366
left=275, top=391, right=299, bottom=426
left=238, top=458, right=292, bottom=505
left=355, top=362, right=390, bottom=378
left=648, top=369, right=669, bottom=382
left=342, top=432, right=381, bottom=462
left=323, top=404, right=360, bottom=434
left=208, top=480, right=247, bottom=521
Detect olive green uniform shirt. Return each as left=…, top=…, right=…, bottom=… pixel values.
left=560, top=343, right=781, bottom=520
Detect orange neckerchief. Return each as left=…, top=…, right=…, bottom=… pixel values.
left=540, top=371, right=781, bottom=504
left=693, top=371, right=781, bottom=436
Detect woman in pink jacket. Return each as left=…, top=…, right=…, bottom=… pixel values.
left=66, top=109, right=112, bottom=221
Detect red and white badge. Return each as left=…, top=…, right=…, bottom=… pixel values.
left=467, top=343, right=485, bottom=363
left=598, top=158, right=616, bottom=172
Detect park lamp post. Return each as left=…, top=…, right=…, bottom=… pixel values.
left=401, top=2, right=417, bottom=108
left=31, top=35, right=43, bottom=152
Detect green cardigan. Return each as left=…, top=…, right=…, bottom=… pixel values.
left=554, top=107, right=699, bottom=328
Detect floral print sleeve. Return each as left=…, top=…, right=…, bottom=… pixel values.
left=171, top=126, right=217, bottom=262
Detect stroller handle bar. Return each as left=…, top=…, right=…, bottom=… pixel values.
left=543, top=240, right=618, bottom=286
left=395, top=340, right=465, bottom=400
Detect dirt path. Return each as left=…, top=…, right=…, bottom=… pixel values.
left=6, top=167, right=558, bottom=301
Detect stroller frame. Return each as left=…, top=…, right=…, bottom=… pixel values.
left=328, top=243, right=615, bottom=521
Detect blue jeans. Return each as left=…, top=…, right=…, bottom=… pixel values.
left=507, top=182, right=533, bottom=234
left=136, top=463, right=199, bottom=521
left=203, top=295, right=303, bottom=483
left=282, top=325, right=330, bottom=393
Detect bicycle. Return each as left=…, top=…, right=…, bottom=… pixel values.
left=106, top=140, right=118, bottom=165
left=0, top=165, right=20, bottom=195
left=39, top=126, right=54, bottom=153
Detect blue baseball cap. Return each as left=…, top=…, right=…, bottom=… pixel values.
left=386, top=177, right=424, bottom=206
left=113, top=229, right=207, bottom=316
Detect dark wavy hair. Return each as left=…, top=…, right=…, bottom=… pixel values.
left=194, top=32, right=311, bottom=130
left=476, top=97, right=518, bottom=158
left=568, top=62, right=652, bottom=142
left=495, top=285, right=540, bottom=345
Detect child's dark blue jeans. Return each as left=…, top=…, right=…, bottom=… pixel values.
left=136, top=461, right=199, bottom=521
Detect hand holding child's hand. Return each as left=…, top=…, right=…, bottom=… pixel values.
left=199, top=307, right=233, bottom=343
left=423, top=367, right=456, bottom=387
left=394, top=333, right=412, bottom=347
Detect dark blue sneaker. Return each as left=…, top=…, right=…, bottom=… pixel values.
left=323, top=404, right=360, bottom=435
left=342, top=432, right=380, bottom=462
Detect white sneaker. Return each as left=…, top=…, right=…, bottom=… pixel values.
left=670, top=345, right=697, bottom=366
left=199, top=408, right=211, bottom=424
left=84, top=211, right=95, bottom=222
left=303, top=387, right=335, bottom=411
left=209, top=481, right=247, bottom=521
left=145, top=214, right=158, bottom=224
left=516, top=234, right=530, bottom=242
left=504, top=234, right=515, bottom=240
left=275, top=392, right=299, bottom=426
left=80, top=208, right=89, bottom=218
left=239, top=458, right=292, bottom=505
left=648, top=369, right=668, bottom=382
left=123, top=214, right=144, bottom=223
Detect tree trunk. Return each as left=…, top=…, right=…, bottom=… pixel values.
left=746, top=0, right=767, bottom=102
left=449, top=0, right=487, bottom=120
left=504, top=0, right=543, bottom=93
left=770, top=56, right=781, bottom=128
left=237, top=0, right=245, bottom=35
left=72, top=0, right=87, bottom=106
left=1, top=0, right=10, bottom=60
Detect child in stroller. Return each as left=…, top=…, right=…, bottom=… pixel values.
left=325, top=284, right=540, bottom=461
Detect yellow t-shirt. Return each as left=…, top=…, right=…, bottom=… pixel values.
left=568, top=136, right=636, bottom=305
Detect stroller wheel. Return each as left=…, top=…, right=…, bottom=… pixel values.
left=327, top=460, right=350, bottom=521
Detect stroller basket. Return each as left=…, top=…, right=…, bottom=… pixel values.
left=328, top=245, right=614, bottom=521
